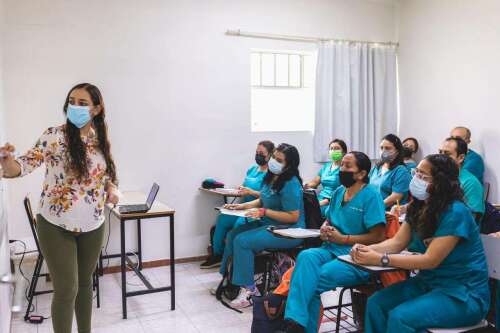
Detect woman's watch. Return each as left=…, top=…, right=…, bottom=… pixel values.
left=380, top=253, right=390, bottom=267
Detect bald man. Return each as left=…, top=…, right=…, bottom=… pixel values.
left=450, top=126, right=485, bottom=184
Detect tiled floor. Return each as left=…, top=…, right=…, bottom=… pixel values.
left=10, top=262, right=351, bottom=333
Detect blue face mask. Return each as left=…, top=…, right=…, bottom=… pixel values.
left=268, top=158, right=284, bottom=175
left=67, top=104, right=91, bottom=128
left=409, top=176, right=430, bottom=201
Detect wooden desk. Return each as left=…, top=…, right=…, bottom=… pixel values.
left=102, top=192, right=175, bottom=319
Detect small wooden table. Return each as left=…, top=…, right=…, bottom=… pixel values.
left=102, top=192, right=175, bottom=319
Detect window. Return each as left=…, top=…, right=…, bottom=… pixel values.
left=251, top=50, right=316, bottom=132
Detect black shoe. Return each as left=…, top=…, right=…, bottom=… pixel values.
left=200, top=255, right=222, bottom=269
left=283, top=319, right=305, bottom=333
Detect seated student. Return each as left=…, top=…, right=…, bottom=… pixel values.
left=402, top=137, right=419, bottom=172
left=369, top=134, right=411, bottom=208
left=451, top=126, right=485, bottom=183
left=200, top=140, right=274, bottom=269
left=353, top=154, right=490, bottom=333
left=219, top=143, right=305, bottom=308
left=439, top=137, right=485, bottom=221
left=282, top=152, right=386, bottom=333
left=304, top=139, right=347, bottom=217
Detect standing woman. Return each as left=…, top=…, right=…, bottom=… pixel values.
left=369, top=134, right=411, bottom=208
left=304, top=139, right=347, bottom=217
left=0, top=83, right=120, bottom=333
left=353, top=154, right=490, bottom=332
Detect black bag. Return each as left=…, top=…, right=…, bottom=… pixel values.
left=480, top=202, right=500, bottom=234
left=303, top=189, right=324, bottom=248
left=251, top=293, right=287, bottom=333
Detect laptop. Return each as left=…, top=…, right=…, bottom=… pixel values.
left=118, top=183, right=160, bottom=214
left=480, top=234, right=500, bottom=280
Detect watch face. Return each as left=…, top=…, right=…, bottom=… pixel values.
left=381, top=255, right=389, bottom=266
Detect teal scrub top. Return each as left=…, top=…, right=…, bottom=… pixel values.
left=459, top=168, right=485, bottom=216
left=241, top=165, right=267, bottom=202
left=323, top=184, right=386, bottom=256
left=407, top=201, right=490, bottom=313
left=369, top=164, right=411, bottom=205
left=259, top=176, right=305, bottom=228
left=404, top=160, right=417, bottom=173
left=463, top=149, right=485, bottom=184
left=317, top=162, right=341, bottom=201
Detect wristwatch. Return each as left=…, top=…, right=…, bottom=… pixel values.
left=380, top=253, right=390, bottom=267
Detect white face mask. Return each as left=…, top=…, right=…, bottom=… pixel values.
left=409, top=176, right=430, bottom=201
left=268, top=158, right=284, bottom=175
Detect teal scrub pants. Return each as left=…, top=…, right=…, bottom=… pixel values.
left=212, top=214, right=245, bottom=256
left=320, top=205, right=328, bottom=218
left=496, top=280, right=500, bottom=328
left=220, top=218, right=302, bottom=286
left=284, top=247, right=370, bottom=333
left=365, top=278, right=485, bottom=333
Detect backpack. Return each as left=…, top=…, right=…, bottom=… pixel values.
left=480, top=202, right=500, bottom=234
left=303, top=189, right=324, bottom=248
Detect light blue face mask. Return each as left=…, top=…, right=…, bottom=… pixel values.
left=268, top=158, right=284, bottom=175
left=409, top=175, right=430, bottom=201
left=67, top=104, right=91, bottom=128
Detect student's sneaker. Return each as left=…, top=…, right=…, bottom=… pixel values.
left=229, top=287, right=260, bottom=309
left=200, top=255, right=222, bottom=269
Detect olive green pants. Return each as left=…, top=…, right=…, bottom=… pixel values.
left=36, top=215, right=104, bottom=333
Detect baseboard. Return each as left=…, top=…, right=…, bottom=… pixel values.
left=101, top=255, right=208, bottom=274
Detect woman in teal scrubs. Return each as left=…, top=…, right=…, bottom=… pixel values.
left=402, top=137, right=419, bottom=172
left=200, top=140, right=275, bottom=269
left=219, top=143, right=305, bottom=308
left=305, top=139, right=347, bottom=217
left=282, top=151, right=386, bottom=333
left=369, top=134, right=411, bottom=208
left=353, top=154, right=490, bottom=333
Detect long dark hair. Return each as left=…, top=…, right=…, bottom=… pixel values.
left=350, top=151, right=371, bottom=184
left=377, top=133, right=405, bottom=169
left=406, top=154, right=464, bottom=239
left=263, top=143, right=302, bottom=192
left=63, top=83, right=117, bottom=184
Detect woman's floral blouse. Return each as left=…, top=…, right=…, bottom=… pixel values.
left=16, top=126, right=110, bottom=232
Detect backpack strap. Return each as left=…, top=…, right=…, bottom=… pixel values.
left=215, top=256, right=243, bottom=314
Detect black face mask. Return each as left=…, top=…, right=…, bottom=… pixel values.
left=401, top=147, right=414, bottom=159
left=339, top=171, right=357, bottom=188
left=255, top=153, right=267, bottom=166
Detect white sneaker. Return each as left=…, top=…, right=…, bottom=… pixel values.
left=229, top=287, right=260, bottom=309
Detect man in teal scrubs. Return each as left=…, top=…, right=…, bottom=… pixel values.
left=451, top=126, right=485, bottom=183
left=439, top=137, right=485, bottom=221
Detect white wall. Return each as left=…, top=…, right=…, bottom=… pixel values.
left=3, top=0, right=397, bottom=263
left=398, top=0, right=500, bottom=202
left=0, top=0, right=13, bottom=330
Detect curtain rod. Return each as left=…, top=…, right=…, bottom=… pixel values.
left=226, top=29, right=399, bottom=47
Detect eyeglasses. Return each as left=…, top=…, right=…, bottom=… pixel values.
left=411, top=168, right=432, bottom=182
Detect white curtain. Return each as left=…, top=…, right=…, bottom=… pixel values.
left=313, top=41, right=398, bottom=162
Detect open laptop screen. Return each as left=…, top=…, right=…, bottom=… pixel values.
left=146, top=183, right=160, bottom=209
